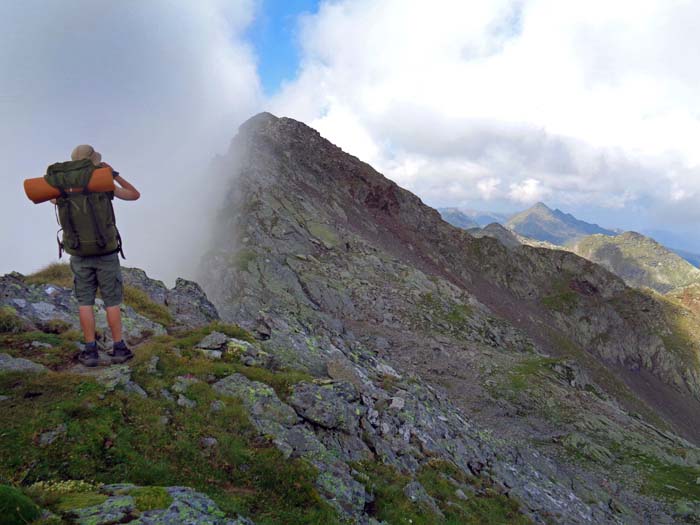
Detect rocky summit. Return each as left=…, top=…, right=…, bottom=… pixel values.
left=1, top=113, right=700, bottom=525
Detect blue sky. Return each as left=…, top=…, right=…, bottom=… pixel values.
left=247, top=0, right=319, bottom=95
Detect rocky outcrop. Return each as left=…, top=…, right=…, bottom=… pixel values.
left=0, top=272, right=165, bottom=344
left=197, top=113, right=700, bottom=523
left=121, top=267, right=220, bottom=327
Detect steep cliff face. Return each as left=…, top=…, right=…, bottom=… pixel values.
left=197, top=113, right=700, bottom=523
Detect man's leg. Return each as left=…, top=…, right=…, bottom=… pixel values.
left=78, top=305, right=97, bottom=343
left=105, top=305, right=122, bottom=343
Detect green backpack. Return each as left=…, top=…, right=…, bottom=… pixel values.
left=45, top=159, right=124, bottom=258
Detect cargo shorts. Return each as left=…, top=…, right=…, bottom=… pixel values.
left=69, top=252, right=123, bottom=307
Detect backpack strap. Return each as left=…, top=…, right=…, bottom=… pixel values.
left=83, top=190, right=107, bottom=249
left=107, top=196, right=126, bottom=259
left=54, top=204, right=64, bottom=259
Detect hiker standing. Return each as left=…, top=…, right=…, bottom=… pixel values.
left=47, top=145, right=140, bottom=367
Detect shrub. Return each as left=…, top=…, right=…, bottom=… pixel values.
left=0, top=484, right=42, bottom=525
left=0, top=307, right=25, bottom=334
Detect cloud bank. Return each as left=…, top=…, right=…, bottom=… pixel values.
left=272, top=0, right=700, bottom=248
left=0, top=0, right=262, bottom=280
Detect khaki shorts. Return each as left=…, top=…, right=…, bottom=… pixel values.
left=69, top=252, right=123, bottom=307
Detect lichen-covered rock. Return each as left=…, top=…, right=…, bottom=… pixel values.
left=61, top=484, right=253, bottom=525
left=122, top=268, right=220, bottom=328
left=288, top=381, right=362, bottom=432
left=0, top=353, right=48, bottom=374
left=213, top=373, right=298, bottom=427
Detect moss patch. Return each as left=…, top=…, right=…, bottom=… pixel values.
left=122, top=285, right=173, bottom=327
left=509, top=357, right=561, bottom=391
left=130, top=486, right=172, bottom=511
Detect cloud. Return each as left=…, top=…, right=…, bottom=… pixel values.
left=0, top=0, right=262, bottom=280
left=271, top=0, right=700, bottom=237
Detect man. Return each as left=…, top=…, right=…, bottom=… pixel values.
left=54, top=145, right=140, bottom=367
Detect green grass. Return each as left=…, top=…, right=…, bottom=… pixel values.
left=0, top=307, right=25, bottom=334
left=353, top=460, right=532, bottom=525
left=52, top=491, right=108, bottom=511
left=123, top=285, right=174, bottom=327
left=540, top=277, right=579, bottom=313
left=26, top=263, right=73, bottom=288
left=0, top=336, right=338, bottom=525
left=418, top=293, right=474, bottom=335
left=0, top=330, right=82, bottom=369
left=625, top=453, right=700, bottom=502
left=0, top=484, right=42, bottom=525
left=130, top=486, right=172, bottom=511
left=508, top=357, right=561, bottom=391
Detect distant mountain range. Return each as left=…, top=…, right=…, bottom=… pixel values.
left=571, top=231, right=700, bottom=293
left=437, top=207, right=511, bottom=228
left=439, top=202, right=700, bottom=269
left=505, top=202, right=617, bottom=245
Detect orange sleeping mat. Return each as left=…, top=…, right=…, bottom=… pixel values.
left=24, top=167, right=115, bottom=204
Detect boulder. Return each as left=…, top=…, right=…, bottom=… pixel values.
left=0, top=353, right=48, bottom=374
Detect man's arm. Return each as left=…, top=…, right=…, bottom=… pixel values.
left=113, top=175, right=140, bottom=201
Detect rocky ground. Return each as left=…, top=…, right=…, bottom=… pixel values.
left=2, top=113, right=700, bottom=524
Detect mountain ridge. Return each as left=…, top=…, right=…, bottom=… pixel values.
left=198, top=112, right=700, bottom=522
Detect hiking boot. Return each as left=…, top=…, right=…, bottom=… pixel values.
left=111, top=340, right=134, bottom=364
left=78, top=342, right=99, bottom=367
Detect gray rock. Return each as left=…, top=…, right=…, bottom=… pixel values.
left=0, top=353, right=48, bottom=374
left=376, top=363, right=401, bottom=379
left=30, top=340, right=52, bottom=349
left=403, top=481, right=443, bottom=517
left=147, top=355, right=160, bottom=374
left=69, top=495, right=135, bottom=524
left=177, top=395, right=197, bottom=409
left=213, top=373, right=298, bottom=426
left=172, top=375, right=199, bottom=393
left=125, top=381, right=148, bottom=398
left=389, top=396, right=405, bottom=410
left=0, top=395, right=9, bottom=402
left=160, top=389, right=175, bottom=402
left=326, top=353, right=371, bottom=391
left=288, top=381, right=361, bottom=432
left=199, top=349, right=223, bottom=360
left=38, top=423, right=67, bottom=447
left=200, top=437, right=218, bottom=448
left=121, top=268, right=220, bottom=328
left=210, top=400, right=225, bottom=413
left=196, top=331, right=229, bottom=350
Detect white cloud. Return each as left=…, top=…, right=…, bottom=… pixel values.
left=272, top=0, right=700, bottom=236
left=0, top=1, right=262, bottom=280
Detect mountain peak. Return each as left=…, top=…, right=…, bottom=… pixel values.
left=531, top=201, right=552, bottom=211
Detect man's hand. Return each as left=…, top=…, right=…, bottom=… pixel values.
left=113, top=175, right=140, bottom=201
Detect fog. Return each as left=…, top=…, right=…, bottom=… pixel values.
left=0, top=1, right=262, bottom=284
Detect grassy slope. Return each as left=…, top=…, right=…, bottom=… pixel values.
left=573, top=233, right=700, bottom=293
left=0, top=324, right=337, bottom=524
